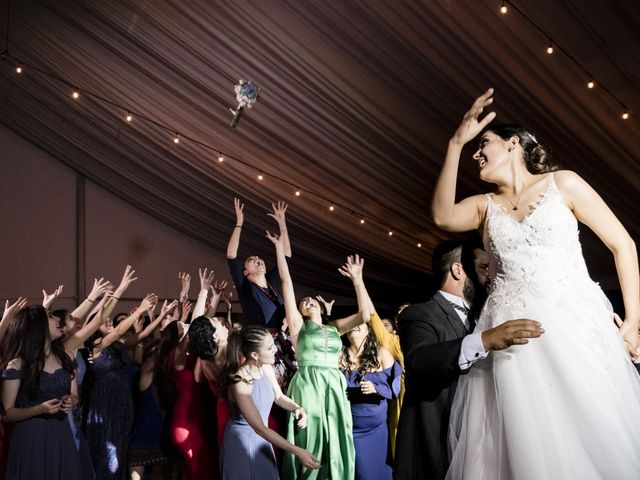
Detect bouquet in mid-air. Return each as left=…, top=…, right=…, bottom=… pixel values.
left=230, top=80, right=260, bottom=129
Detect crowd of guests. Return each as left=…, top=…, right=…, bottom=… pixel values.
left=2, top=198, right=457, bottom=480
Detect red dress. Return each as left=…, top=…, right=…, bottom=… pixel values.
left=169, top=350, right=215, bottom=479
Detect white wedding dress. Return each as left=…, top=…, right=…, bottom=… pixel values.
left=447, top=173, right=640, bottom=479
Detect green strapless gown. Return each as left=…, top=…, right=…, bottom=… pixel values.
left=282, top=321, right=355, bottom=479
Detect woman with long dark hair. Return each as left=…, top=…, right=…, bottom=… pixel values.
left=1, top=305, right=81, bottom=479
left=433, top=89, right=640, bottom=479
left=220, top=326, right=317, bottom=479
left=340, top=323, right=400, bottom=480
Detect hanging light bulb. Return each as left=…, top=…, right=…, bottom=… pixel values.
left=587, top=80, right=595, bottom=89
left=329, top=205, right=335, bottom=212
left=173, top=134, right=180, bottom=144
left=218, top=154, right=224, bottom=162
left=417, top=243, right=422, bottom=248
left=71, top=90, right=80, bottom=99
left=622, top=111, right=630, bottom=120
left=500, top=1, right=507, bottom=14
left=360, top=218, right=365, bottom=225
left=295, top=189, right=301, bottom=197
left=125, top=112, right=133, bottom=122
left=546, top=43, right=554, bottom=55
left=388, top=231, right=393, bottom=236
left=15, top=65, right=23, bottom=74
left=258, top=172, right=264, bottom=180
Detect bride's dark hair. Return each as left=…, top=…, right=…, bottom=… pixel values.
left=484, top=124, right=558, bottom=174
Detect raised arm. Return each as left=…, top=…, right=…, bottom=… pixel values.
left=556, top=170, right=640, bottom=354
left=42, top=285, right=64, bottom=310
left=333, top=255, right=369, bottom=334
left=432, top=89, right=495, bottom=232
left=0, top=297, right=27, bottom=341
left=265, top=231, right=303, bottom=343
left=95, top=294, right=157, bottom=353
left=64, top=287, right=113, bottom=351
left=227, top=198, right=244, bottom=259
left=231, top=370, right=319, bottom=470
left=206, top=280, right=228, bottom=318
left=268, top=201, right=292, bottom=258
left=193, top=268, right=215, bottom=318
left=178, top=272, right=191, bottom=303
left=123, top=300, right=178, bottom=348
left=101, top=265, right=138, bottom=322
left=70, top=277, right=112, bottom=324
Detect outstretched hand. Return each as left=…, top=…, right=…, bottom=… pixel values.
left=88, top=278, right=112, bottom=302
left=315, top=296, right=335, bottom=317
left=265, top=230, right=283, bottom=248
left=42, top=285, right=63, bottom=309
left=199, top=268, right=215, bottom=291
left=2, top=297, right=27, bottom=323
left=267, top=201, right=288, bottom=225
left=178, top=272, right=191, bottom=302
left=451, top=88, right=496, bottom=147
left=234, top=197, right=245, bottom=226
left=481, top=319, right=544, bottom=351
left=117, top=265, right=138, bottom=292
left=338, top=254, right=365, bottom=282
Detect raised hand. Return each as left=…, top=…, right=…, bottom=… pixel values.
left=265, top=230, right=283, bottom=247
left=178, top=272, right=191, bottom=302
left=234, top=197, right=245, bottom=226
left=139, top=294, right=158, bottom=313
left=87, top=278, right=112, bottom=302
left=267, top=201, right=288, bottom=226
left=199, top=268, right=215, bottom=292
left=117, top=265, right=138, bottom=292
left=451, top=88, right=496, bottom=147
left=42, top=285, right=63, bottom=309
left=2, top=297, right=27, bottom=323
left=338, top=254, right=365, bottom=282
left=180, top=300, right=192, bottom=323
left=160, top=299, right=179, bottom=318
left=315, top=296, right=335, bottom=317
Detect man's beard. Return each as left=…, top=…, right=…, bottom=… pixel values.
left=462, top=277, right=476, bottom=306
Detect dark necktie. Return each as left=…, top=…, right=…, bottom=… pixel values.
left=449, top=301, right=470, bottom=316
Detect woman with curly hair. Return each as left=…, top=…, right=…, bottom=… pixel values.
left=340, top=323, right=401, bottom=480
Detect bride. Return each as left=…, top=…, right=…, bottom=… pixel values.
left=432, top=88, right=640, bottom=479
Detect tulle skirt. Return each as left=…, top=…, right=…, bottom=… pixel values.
left=447, top=275, right=640, bottom=480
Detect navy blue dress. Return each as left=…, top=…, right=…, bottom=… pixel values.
left=2, top=368, right=85, bottom=480
left=343, top=361, right=402, bottom=480
left=83, top=343, right=135, bottom=480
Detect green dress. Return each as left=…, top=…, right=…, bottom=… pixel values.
left=282, top=321, right=355, bottom=479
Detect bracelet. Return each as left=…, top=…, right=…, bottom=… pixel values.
left=87, top=298, right=96, bottom=303
left=235, top=225, right=242, bottom=228
left=111, top=296, right=120, bottom=300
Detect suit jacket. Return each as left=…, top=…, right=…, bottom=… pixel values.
left=394, top=292, right=471, bottom=480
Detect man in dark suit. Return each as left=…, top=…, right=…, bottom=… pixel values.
left=394, top=241, right=543, bottom=480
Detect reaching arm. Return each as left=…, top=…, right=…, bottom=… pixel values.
left=0, top=297, right=27, bottom=341
left=268, top=201, right=292, bottom=258
left=178, top=272, right=191, bottom=303
left=70, top=277, right=112, bottom=325
left=42, top=285, right=64, bottom=310
left=556, top=170, right=640, bottom=354
left=227, top=198, right=244, bottom=259
left=333, top=255, right=369, bottom=334
left=123, top=300, right=178, bottom=348
left=101, top=265, right=138, bottom=322
left=265, top=231, right=304, bottom=345
left=206, top=281, right=227, bottom=318
left=64, top=289, right=113, bottom=351
left=95, top=294, right=157, bottom=354
left=431, top=89, right=495, bottom=232
left=193, top=268, right=215, bottom=318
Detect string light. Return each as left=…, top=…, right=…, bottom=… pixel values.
left=417, top=243, right=422, bottom=248
left=257, top=172, right=264, bottom=180
left=587, top=80, right=595, bottom=89
left=329, top=205, right=335, bottom=211
left=295, top=188, right=301, bottom=197
left=125, top=112, right=133, bottom=122
left=71, top=90, right=80, bottom=99
left=622, top=111, right=630, bottom=120
left=500, top=2, right=507, bottom=14
left=218, top=154, right=224, bottom=162
left=388, top=231, right=393, bottom=236
left=546, top=43, right=554, bottom=55
left=15, top=65, right=22, bottom=74
left=173, top=134, right=180, bottom=144
left=360, top=218, right=365, bottom=224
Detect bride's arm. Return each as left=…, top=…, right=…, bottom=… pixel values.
left=432, top=89, right=495, bottom=232
left=555, top=170, right=639, bottom=353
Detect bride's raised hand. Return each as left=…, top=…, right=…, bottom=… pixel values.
left=451, top=88, right=496, bottom=147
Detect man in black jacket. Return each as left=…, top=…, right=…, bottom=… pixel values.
left=394, top=241, right=543, bottom=480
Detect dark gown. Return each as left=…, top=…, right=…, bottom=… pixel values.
left=2, top=368, right=86, bottom=480
left=343, top=362, right=402, bottom=480
left=83, top=343, right=135, bottom=480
